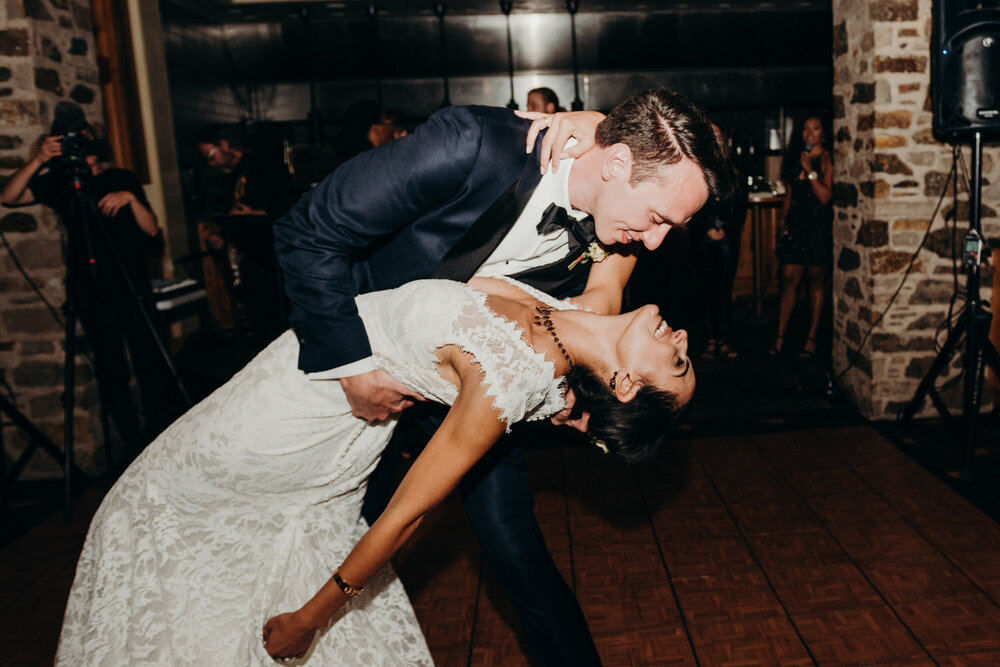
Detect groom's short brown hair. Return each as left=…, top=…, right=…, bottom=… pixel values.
left=596, top=88, right=729, bottom=199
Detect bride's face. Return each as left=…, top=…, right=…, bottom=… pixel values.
left=614, top=305, right=695, bottom=404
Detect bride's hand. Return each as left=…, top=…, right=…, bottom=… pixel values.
left=340, top=369, right=425, bottom=422
left=515, top=110, right=605, bottom=174
left=262, top=612, right=315, bottom=662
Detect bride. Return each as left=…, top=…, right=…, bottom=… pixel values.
left=56, top=275, right=693, bottom=665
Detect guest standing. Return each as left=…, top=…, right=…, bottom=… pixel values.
left=690, top=123, right=748, bottom=358
left=772, top=116, right=832, bottom=358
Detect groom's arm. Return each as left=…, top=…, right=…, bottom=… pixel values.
left=273, top=107, right=492, bottom=375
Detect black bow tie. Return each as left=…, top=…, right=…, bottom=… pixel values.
left=536, top=203, right=596, bottom=253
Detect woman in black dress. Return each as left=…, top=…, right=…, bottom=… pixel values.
left=771, top=116, right=833, bottom=358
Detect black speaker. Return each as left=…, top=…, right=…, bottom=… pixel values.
left=932, top=0, right=1000, bottom=142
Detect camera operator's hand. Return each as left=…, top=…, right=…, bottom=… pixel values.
left=98, top=191, right=137, bottom=217
left=34, top=135, right=63, bottom=165
left=98, top=190, right=160, bottom=237
left=1, top=136, right=63, bottom=206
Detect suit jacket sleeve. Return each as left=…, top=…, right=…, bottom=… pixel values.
left=274, top=106, right=487, bottom=373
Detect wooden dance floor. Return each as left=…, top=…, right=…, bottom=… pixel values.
left=4, top=424, right=1000, bottom=665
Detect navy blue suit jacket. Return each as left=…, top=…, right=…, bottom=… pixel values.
left=275, top=105, right=558, bottom=373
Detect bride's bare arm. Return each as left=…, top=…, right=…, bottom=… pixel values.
left=571, top=251, right=637, bottom=315
left=263, top=349, right=507, bottom=660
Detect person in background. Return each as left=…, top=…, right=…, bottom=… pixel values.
left=771, top=116, right=833, bottom=358
left=368, top=109, right=409, bottom=148
left=690, top=123, right=748, bottom=358
left=196, top=124, right=296, bottom=349
left=2, top=124, right=170, bottom=451
left=526, top=87, right=566, bottom=114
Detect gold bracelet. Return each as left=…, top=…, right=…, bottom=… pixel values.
left=333, top=569, right=365, bottom=598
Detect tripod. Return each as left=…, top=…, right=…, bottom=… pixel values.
left=40, top=164, right=192, bottom=519
left=901, top=132, right=1000, bottom=479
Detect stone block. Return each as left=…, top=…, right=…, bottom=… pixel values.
left=59, top=16, right=73, bottom=30
left=872, top=249, right=913, bottom=273
left=874, top=110, right=912, bottom=129
left=858, top=112, right=875, bottom=131
left=41, top=37, right=62, bottom=63
left=844, top=276, right=864, bottom=298
left=836, top=126, right=851, bottom=144
left=34, top=67, right=63, bottom=96
left=874, top=154, right=914, bottom=175
left=846, top=320, right=861, bottom=343
left=24, top=0, right=54, bottom=20
left=833, top=182, right=858, bottom=208
left=838, top=247, right=862, bottom=271
left=75, top=67, right=98, bottom=84
left=21, top=339, right=54, bottom=355
left=857, top=220, right=888, bottom=247
left=892, top=218, right=927, bottom=231
left=875, top=135, right=906, bottom=148
left=905, top=356, right=935, bottom=378
left=29, top=391, right=63, bottom=418
left=834, top=21, right=848, bottom=56
left=12, top=359, right=62, bottom=386
left=1, top=306, right=60, bottom=334
left=0, top=155, right=25, bottom=169
left=924, top=228, right=961, bottom=259
left=859, top=180, right=875, bottom=198
left=834, top=95, right=846, bottom=120
left=72, top=2, right=92, bottom=31
left=12, top=238, right=62, bottom=269
left=0, top=211, right=37, bottom=232
left=876, top=79, right=893, bottom=104
left=852, top=83, right=875, bottom=104
left=0, top=28, right=30, bottom=57
left=899, top=83, right=921, bottom=93
left=51, top=0, right=70, bottom=9
left=924, top=170, right=953, bottom=197
left=875, top=56, right=927, bottom=73
left=69, top=84, right=94, bottom=104
left=894, top=180, right=919, bottom=188
left=68, top=37, right=87, bottom=56
left=899, top=28, right=919, bottom=37
left=0, top=67, right=10, bottom=82
left=872, top=333, right=936, bottom=352
left=0, top=88, right=13, bottom=98
left=907, top=151, right=936, bottom=166
left=870, top=0, right=919, bottom=21
left=909, top=280, right=953, bottom=304
left=863, top=30, right=876, bottom=51
left=837, top=297, right=850, bottom=313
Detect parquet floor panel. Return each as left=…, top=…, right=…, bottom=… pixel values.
left=5, top=425, right=1000, bottom=666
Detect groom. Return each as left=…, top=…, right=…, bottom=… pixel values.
left=274, top=88, right=725, bottom=666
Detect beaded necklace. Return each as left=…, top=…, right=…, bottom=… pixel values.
left=533, top=306, right=573, bottom=369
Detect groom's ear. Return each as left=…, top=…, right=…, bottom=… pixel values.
left=601, top=143, right=632, bottom=182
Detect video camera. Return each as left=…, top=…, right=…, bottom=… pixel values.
left=50, top=101, right=108, bottom=167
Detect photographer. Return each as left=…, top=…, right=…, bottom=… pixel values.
left=2, top=123, right=169, bottom=455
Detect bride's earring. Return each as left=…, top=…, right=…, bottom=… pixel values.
left=609, top=370, right=619, bottom=391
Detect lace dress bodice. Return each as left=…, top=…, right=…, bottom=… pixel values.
left=361, top=278, right=573, bottom=429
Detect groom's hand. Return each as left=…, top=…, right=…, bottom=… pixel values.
left=340, top=369, right=425, bottom=422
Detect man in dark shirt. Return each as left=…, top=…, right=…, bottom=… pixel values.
left=1, top=128, right=168, bottom=452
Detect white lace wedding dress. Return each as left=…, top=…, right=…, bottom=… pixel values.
left=56, top=278, right=571, bottom=666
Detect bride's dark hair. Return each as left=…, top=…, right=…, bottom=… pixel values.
left=564, top=365, right=687, bottom=463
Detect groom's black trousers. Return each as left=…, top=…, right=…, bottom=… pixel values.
left=362, top=404, right=602, bottom=667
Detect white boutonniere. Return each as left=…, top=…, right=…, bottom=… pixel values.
left=568, top=241, right=609, bottom=270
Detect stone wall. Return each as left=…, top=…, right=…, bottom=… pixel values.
left=0, top=0, right=105, bottom=475
left=832, top=0, right=998, bottom=419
